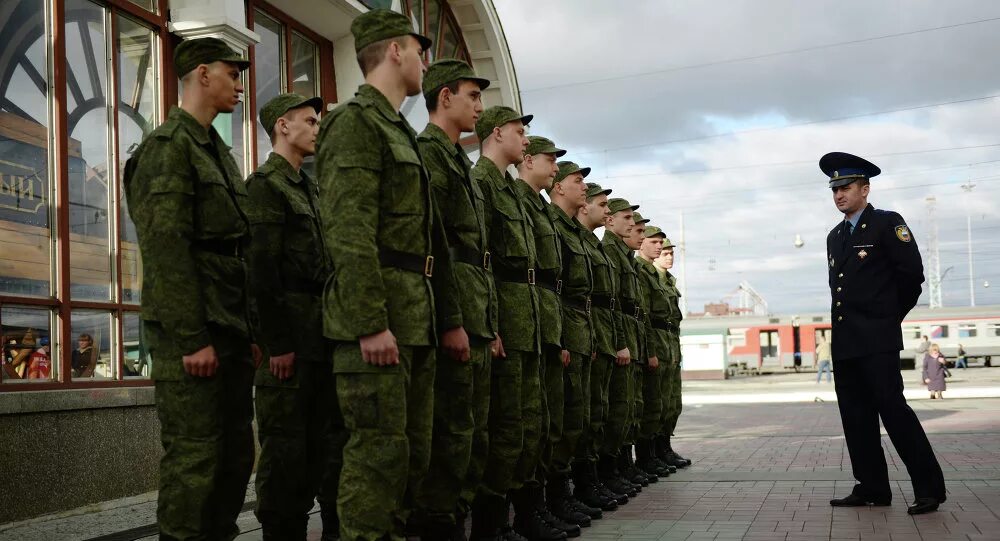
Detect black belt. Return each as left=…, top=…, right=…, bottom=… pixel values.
left=621, top=300, right=642, bottom=320
left=284, top=276, right=324, bottom=296
left=193, top=238, right=243, bottom=257
left=564, top=296, right=591, bottom=314
left=494, top=266, right=535, bottom=285
left=536, top=269, right=562, bottom=295
left=449, top=245, right=491, bottom=270
left=591, top=294, right=617, bottom=311
left=379, top=249, right=434, bottom=277
left=651, top=318, right=678, bottom=332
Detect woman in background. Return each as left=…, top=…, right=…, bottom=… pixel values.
left=922, top=343, right=947, bottom=400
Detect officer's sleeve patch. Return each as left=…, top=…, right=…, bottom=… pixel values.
left=895, top=225, right=912, bottom=242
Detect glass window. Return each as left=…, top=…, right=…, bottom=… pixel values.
left=988, top=323, right=1000, bottom=337
left=70, top=309, right=113, bottom=380
left=122, top=311, right=149, bottom=377
left=760, top=330, right=778, bottom=359
left=438, top=17, right=460, bottom=60
left=958, top=324, right=977, bottom=338
left=425, top=0, right=442, bottom=61
left=290, top=32, right=319, bottom=98
left=359, top=0, right=394, bottom=8
left=0, top=0, right=52, bottom=299
left=253, top=11, right=283, bottom=166
left=930, top=325, right=949, bottom=339
left=903, top=325, right=922, bottom=340
left=125, top=0, right=155, bottom=12
left=1, top=305, right=53, bottom=382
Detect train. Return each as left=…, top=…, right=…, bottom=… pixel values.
left=679, top=305, right=1000, bottom=379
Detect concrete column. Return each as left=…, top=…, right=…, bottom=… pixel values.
left=167, top=0, right=260, bottom=50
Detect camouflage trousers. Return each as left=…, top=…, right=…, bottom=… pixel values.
left=663, top=358, right=683, bottom=436
left=537, top=344, right=564, bottom=481
left=148, top=324, right=254, bottom=541
left=600, top=361, right=631, bottom=456
left=554, top=351, right=590, bottom=473
left=254, top=359, right=344, bottom=529
left=640, top=363, right=665, bottom=439
left=578, top=353, right=613, bottom=462
left=333, top=343, right=435, bottom=541
left=413, top=338, right=492, bottom=527
left=627, top=362, right=643, bottom=445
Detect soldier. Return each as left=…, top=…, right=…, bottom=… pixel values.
left=653, top=239, right=692, bottom=469
left=599, top=198, right=643, bottom=498
left=410, top=58, right=496, bottom=540
left=572, top=183, right=628, bottom=512
left=123, top=37, right=260, bottom=540
left=821, top=152, right=945, bottom=515
left=314, top=10, right=465, bottom=540
left=513, top=137, right=583, bottom=538
left=245, top=93, right=341, bottom=540
left=545, top=162, right=603, bottom=525
left=470, top=106, right=554, bottom=541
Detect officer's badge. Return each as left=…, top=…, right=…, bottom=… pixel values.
left=895, top=225, right=912, bottom=242
left=829, top=255, right=835, bottom=268
left=858, top=249, right=868, bottom=259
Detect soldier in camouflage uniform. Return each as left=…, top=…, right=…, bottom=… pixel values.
left=513, top=137, right=581, bottom=539
left=571, top=183, right=628, bottom=512
left=409, top=59, right=496, bottom=540
left=545, top=162, right=604, bottom=525
left=314, top=10, right=464, bottom=540
left=123, top=37, right=259, bottom=541
left=469, top=106, right=546, bottom=541
left=245, top=93, right=343, bottom=540
left=654, top=239, right=693, bottom=469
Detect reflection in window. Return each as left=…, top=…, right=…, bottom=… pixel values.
left=291, top=32, right=319, bottom=98
left=125, top=0, right=155, bottom=12
left=71, top=309, right=113, bottom=380
left=253, top=11, right=283, bottom=166
left=1, top=305, right=53, bottom=382
left=0, top=0, right=52, bottom=298
left=402, top=0, right=470, bottom=63
left=123, top=311, right=149, bottom=378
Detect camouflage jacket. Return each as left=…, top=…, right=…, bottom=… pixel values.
left=123, top=106, right=255, bottom=367
left=602, top=232, right=640, bottom=359
left=548, top=205, right=594, bottom=356
left=474, top=156, right=540, bottom=353
left=636, top=257, right=670, bottom=359
left=245, top=152, right=331, bottom=362
left=515, top=181, right=562, bottom=348
left=315, top=84, right=460, bottom=357
left=582, top=229, right=621, bottom=356
left=418, top=123, right=497, bottom=341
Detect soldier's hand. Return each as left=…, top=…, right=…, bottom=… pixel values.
left=270, top=351, right=296, bottom=380
left=491, top=334, right=506, bottom=359
left=360, top=329, right=399, bottom=366
left=616, top=348, right=630, bottom=366
left=183, top=345, right=219, bottom=377
left=648, top=355, right=659, bottom=369
left=592, top=351, right=597, bottom=361
left=251, top=344, right=263, bottom=368
left=442, top=326, right=471, bottom=362
left=561, top=349, right=571, bottom=367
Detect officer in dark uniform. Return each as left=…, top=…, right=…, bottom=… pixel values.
left=822, top=151, right=946, bottom=515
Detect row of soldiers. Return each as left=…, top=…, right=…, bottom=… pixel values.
left=122, top=9, right=689, bottom=541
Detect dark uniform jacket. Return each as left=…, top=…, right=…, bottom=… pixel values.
left=603, top=232, right=641, bottom=359
left=474, top=156, right=540, bottom=353
left=548, top=205, right=594, bottom=356
left=315, top=84, right=460, bottom=359
left=516, top=181, right=563, bottom=348
left=826, top=203, right=923, bottom=361
left=245, top=153, right=331, bottom=362
left=123, top=107, right=255, bottom=374
left=418, top=123, right=498, bottom=342
left=583, top=230, right=621, bottom=357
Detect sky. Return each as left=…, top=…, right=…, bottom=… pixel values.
left=493, top=0, right=1000, bottom=315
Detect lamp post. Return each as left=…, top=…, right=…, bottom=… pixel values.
left=960, top=182, right=976, bottom=307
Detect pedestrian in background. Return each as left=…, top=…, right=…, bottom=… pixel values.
left=922, top=343, right=947, bottom=400
left=956, top=343, right=968, bottom=370
left=816, top=335, right=832, bottom=383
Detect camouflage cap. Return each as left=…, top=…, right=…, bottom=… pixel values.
left=643, top=225, right=666, bottom=238
left=475, top=105, right=533, bottom=142
left=607, top=197, right=639, bottom=215
left=259, top=93, right=323, bottom=136
left=174, top=37, right=250, bottom=77
left=352, top=8, right=432, bottom=52
left=662, top=236, right=676, bottom=248
left=525, top=136, right=566, bottom=157
left=555, top=161, right=592, bottom=183
left=422, top=58, right=491, bottom=97
left=586, top=182, right=612, bottom=198
left=632, top=211, right=651, bottom=225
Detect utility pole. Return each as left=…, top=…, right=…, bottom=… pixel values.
left=926, top=196, right=942, bottom=308
left=679, top=211, right=687, bottom=315
left=961, top=182, right=976, bottom=307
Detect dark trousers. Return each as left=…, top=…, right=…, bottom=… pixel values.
left=833, top=352, right=946, bottom=502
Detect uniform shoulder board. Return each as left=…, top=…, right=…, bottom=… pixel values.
left=150, top=120, right=179, bottom=140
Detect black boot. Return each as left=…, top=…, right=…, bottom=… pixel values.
left=512, top=485, right=568, bottom=541
left=537, top=482, right=581, bottom=538
left=452, top=511, right=469, bottom=541
left=546, top=474, right=591, bottom=528
left=619, top=446, right=649, bottom=488
left=571, top=460, right=616, bottom=512
left=598, top=454, right=637, bottom=498
left=653, top=435, right=678, bottom=473
left=320, top=508, right=340, bottom=541
left=471, top=493, right=507, bottom=541
left=592, top=460, right=628, bottom=505
left=665, top=435, right=692, bottom=467
left=258, top=512, right=286, bottom=541
left=637, top=438, right=670, bottom=478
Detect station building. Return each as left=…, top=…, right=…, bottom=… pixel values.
left=0, top=0, right=519, bottom=523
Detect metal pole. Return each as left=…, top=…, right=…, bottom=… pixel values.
left=968, top=213, right=975, bottom=307
left=679, top=211, right=687, bottom=314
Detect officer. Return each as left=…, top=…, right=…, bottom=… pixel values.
left=545, top=162, right=605, bottom=526
left=245, top=93, right=340, bottom=540
left=514, top=137, right=583, bottom=538
left=572, top=183, right=627, bottom=512
left=470, top=105, right=544, bottom=540
left=653, top=239, right=691, bottom=469
left=122, top=37, right=259, bottom=541
left=314, top=10, right=465, bottom=540
left=821, top=152, right=946, bottom=515
left=410, top=58, right=495, bottom=540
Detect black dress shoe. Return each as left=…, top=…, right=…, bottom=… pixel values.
left=830, top=494, right=891, bottom=507
left=907, top=497, right=941, bottom=515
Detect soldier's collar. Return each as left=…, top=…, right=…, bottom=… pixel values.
left=420, top=122, right=455, bottom=149
left=264, top=152, right=304, bottom=184
left=358, top=84, right=406, bottom=125
left=515, top=179, right=546, bottom=209
left=170, top=106, right=213, bottom=147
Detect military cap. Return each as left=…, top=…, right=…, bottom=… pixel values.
left=555, top=161, right=591, bottom=183
left=475, top=105, right=533, bottom=143
left=525, top=136, right=566, bottom=157
left=352, top=8, right=432, bottom=52
left=422, top=59, right=491, bottom=96
left=607, top=197, right=639, bottom=215
left=819, top=151, right=881, bottom=188
left=259, top=93, right=324, bottom=136
left=644, top=226, right=665, bottom=238
left=632, top=211, right=650, bottom=225
left=662, top=236, right=676, bottom=248
left=174, top=37, right=250, bottom=77
left=586, top=182, right=612, bottom=198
